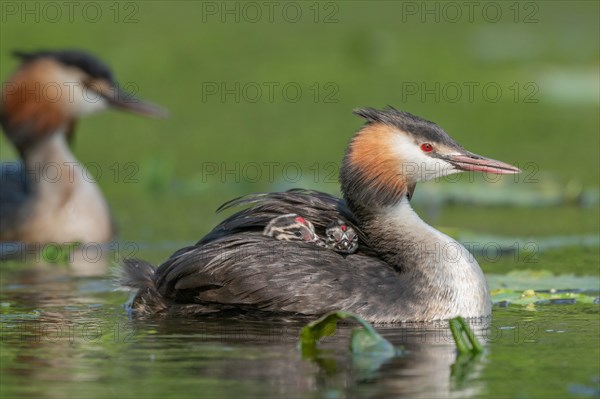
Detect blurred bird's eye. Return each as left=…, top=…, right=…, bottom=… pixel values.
left=420, top=143, right=433, bottom=152
left=294, top=230, right=303, bottom=237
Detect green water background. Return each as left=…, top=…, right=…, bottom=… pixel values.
left=1, top=1, right=598, bottom=398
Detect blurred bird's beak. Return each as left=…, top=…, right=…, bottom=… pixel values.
left=105, top=86, right=168, bottom=118
left=91, top=80, right=168, bottom=118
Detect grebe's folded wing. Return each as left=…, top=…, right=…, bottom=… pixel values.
left=153, top=233, right=397, bottom=317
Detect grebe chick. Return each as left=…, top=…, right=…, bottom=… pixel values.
left=325, top=219, right=358, bottom=254
left=263, top=214, right=320, bottom=243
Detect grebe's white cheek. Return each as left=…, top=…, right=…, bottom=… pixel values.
left=390, top=134, right=459, bottom=182
left=51, top=66, right=110, bottom=117
left=72, top=86, right=109, bottom=116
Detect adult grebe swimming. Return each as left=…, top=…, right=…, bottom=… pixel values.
left=0, top=50, right=166, bottom=244
left=123, top=107, right=520, bottom=322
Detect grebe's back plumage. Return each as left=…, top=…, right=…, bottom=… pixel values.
left=123, top=107, right=520, bottom=322
left=197, top=190, right=373, bottom=252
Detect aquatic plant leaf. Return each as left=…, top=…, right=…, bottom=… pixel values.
left=299, top=311, right=395, bottom=356
left=487, top=270, right=600, bottom=291
left=350, top=326, right=396, bottom=356
left=491, top=288, right=598, bottom=306
left=449, top=316, right=483, bottom=355
left=448, top=316, right=484, bottom=384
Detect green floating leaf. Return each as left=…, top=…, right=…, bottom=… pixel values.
left=299, top=311, right=396, bottom=358
left=491, top=288, right=598, bottom=306
left=350, top=326, right=396, bottom=356
left=449, top=316, right=483, bottom=355
left=487, top=270, right=600, bottom=291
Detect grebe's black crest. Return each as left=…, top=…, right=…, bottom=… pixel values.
left=353, top=106, right=463, bottom=150
left=13, top=49, right=116, bottom=84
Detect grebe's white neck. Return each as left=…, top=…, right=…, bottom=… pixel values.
left=18, top=131, right=114, bottom=243
left=362, top=197, right=491, bottom=319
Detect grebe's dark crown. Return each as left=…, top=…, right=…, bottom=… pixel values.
left=353, top=106, right=463, bottom=150
left=14, top=49, right=116, bottom=84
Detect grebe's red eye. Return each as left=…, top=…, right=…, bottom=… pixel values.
left=420, top=143, right=433, bottom=152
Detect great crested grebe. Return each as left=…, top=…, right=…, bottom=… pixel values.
left=0, top=50, right=166, bottom=244
left=122, top=107, right=520, bottom=322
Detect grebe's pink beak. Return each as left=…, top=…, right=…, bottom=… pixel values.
left=445, top=151, right=521, bottom=175
left=104, top=86, right=168, bottom=118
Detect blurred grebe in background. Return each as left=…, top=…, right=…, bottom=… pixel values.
left=0, top=50, right=166, bottom=245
